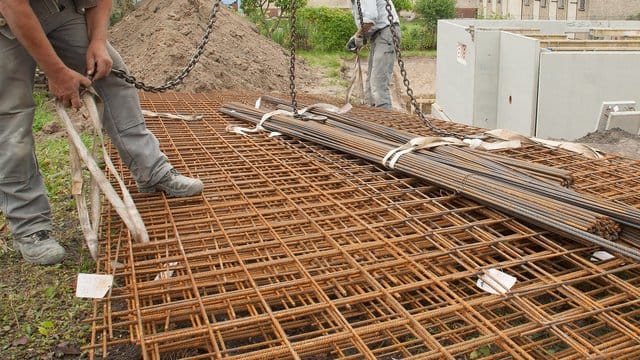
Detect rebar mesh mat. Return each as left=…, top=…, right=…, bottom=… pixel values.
left=87, top=92, right=640, bottom=359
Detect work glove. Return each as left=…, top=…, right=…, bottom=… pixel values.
left=345, top=35, right=365, bottom=52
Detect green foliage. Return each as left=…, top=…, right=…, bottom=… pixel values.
left=470, top=345, right=492, bottom=359
left=414, top=0, right=456, bottom=31
left=628, top=12, right=640, bottom=20
left=32, top=91, right=54, bottom=133
left=110, top=0, right=137, bottom=25
left=269, top=22, right=290, bottom=46
left=477, top=11, right=512, bottom=19
left=265, top=10, right=439, bottom=51
left=400, top=21, right=435, bottom=51
left=393, top=0, right=414, bottom=12
left=0, top=91, right=99, bottom=359
left=298, top=50, right=348, bottom=81
left=37, top=138, right=72, bottom=203
left=37, top=320, right=55, bottom=336
left=296, top=7, right=356, bottom=51
left=242, top=0, right=308, bottom=40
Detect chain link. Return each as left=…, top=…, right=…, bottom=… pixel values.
left=383, top=0, right=464, bottom=139
left=111, top=1, right=221, bottom=93
left=288, top=0, right=300, bottom=116
left=355, top=0, right=364, bottom=28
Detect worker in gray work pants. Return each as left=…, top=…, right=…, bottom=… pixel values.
left=0, top=0, right=204, bottom=265
left=347, top=0, right=400, bottom=109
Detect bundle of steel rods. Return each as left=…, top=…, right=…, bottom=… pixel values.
left=260, top=96, right=638, bottom=228
left=220, top=100, right=640, bottom=261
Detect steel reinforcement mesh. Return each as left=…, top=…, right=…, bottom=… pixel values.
left=87, top=92, right=640, bottom=359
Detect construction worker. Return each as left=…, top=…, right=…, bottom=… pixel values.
left=346, top=0, right=400, bottom=109
left=0, top=0, right=204, bottom=265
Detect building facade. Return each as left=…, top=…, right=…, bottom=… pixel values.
left=479, top=0, right=640, bottom=20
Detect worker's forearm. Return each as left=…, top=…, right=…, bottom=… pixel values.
left=0, top=0, right=67, bottom=75
left=85, top=0, right=112, bottom=43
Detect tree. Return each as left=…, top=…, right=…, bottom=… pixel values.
left=242, top=0, right=308, bottom=40
left=414, top=0, right=456, bottom=31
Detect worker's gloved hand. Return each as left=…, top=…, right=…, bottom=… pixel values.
left=345, top=35, right=365, bottom=52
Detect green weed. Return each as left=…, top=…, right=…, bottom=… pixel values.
left=33, top=91, right=55, bottom=133
left=0, top=93, right=94, bottom=358
left=299, top=50, right=351, bottom=80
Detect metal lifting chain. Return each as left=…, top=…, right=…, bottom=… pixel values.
left=383, top=0, right=464, bottom=139
left=288, top=0, right=300, bottom=116
left=355, top=0, right=364, bottom=28
left=289, top=0, right=363, bottom=116
left=111, top=0, right=221, bottom=93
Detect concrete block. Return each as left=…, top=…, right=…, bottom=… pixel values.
left=606, top=111, right=640, bottom=135
left=595, top=101, right=636, bottom=131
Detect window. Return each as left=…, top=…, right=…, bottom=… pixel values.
left=558, top=0, right=565, bottom=9
left=524, top=0, right=530, bottom=5
left=541, top=0, right=547, bottom=7
left=578, top=0, right=586, bottom=11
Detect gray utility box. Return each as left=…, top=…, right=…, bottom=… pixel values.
left=434, top=19, right=640, bottom=140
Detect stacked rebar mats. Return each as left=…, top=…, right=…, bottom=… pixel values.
left=86, top=92, right=640, bottom=360
left=220, top=100, right=640, bottom=260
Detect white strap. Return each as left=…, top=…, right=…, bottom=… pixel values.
left=226, top=109, right=292, bottom=135
left=463, top=138, right=522, bottom=150
left=56, top=91, right=149, bottom=260
left=477, top=268, right=517, bottom=295
left=382, top=136, right=466, bottom=169
left=485, top=128, right=604, bottom=159
left=141, top=110, right=203, bottom=121
left=345, top=54, right=366, bottom=105
left=226, top=100, right=352, bottom=136
left=300, top=102, right=352, bottom=115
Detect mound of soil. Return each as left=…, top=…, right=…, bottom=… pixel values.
left=109, top=0, right=317, bottom=93
left=576, top=128, right=638, bottom=144
left=577, top=128, right=640, bottom=160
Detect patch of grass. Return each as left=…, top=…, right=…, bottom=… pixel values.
left=38, top=138, right=74, bottom=204
left=299, top=50, right=352, bottom=80
left=470, top=344, right=493, bottom=359
left=402, top=49, right=437, bottom=57
left=33, top=91, right=55, bottom=133
left=0, top=94, right=95, bottom=359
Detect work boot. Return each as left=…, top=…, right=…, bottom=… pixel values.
left=139, top=168, right=203, bottom=197
left=13, top=230, right=66, bottom=265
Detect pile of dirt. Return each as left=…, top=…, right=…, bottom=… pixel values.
left=576, top=128, right=640, bottom=159
left=109, top=0, right=317, bottom=93
left=576, top=128, right=638, bottom=144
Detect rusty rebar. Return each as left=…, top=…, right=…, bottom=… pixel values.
left=86, top=92, right=640, bottom=360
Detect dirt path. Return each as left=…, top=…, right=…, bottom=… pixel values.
left=300, top=55, right=437, bottom=114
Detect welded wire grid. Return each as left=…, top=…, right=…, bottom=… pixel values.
left=87, top=92, right=640, bottom=359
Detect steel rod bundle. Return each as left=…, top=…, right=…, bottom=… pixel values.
left=262, top=96, right=639, bottom=229
left=220, top=101, right=640, bottom=261
left=260, top=95, right=640, bottom=233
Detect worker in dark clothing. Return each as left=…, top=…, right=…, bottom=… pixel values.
left=0, top=0, right=204, bottom=265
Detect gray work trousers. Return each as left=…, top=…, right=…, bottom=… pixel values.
left=366, top=24, right=399, bottom=109
left=0, top=0, right=171, bottom=238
